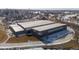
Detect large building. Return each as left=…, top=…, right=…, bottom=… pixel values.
left=9, top=20, right=71, bottom=44
left=32, top=23, right=69, bottom=43
left=9, top=24, right=25, bottom=36
left=9, top=20, right=54, bottom=36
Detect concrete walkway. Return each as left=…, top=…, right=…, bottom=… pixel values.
left=1, top=32, right=11, bottom=44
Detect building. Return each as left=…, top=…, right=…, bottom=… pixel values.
left=9, top=20, right=71, bottom=44
left=9, top=24, right=25, bottom=37
left=9, top=20, right=53, bottom=36
left=18, top=20, right=53, bottom=35
left=8, top=20, right=74, bottom=49
left=61, top=14, right=77, bottom=23
left=32, top=23, right=70, bottom=43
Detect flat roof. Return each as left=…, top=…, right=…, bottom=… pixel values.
left=9, top=24, right=24, bottom=32
left=18, top=20, right=53, bottom=29
left=33, top=23, right=66, bottom=32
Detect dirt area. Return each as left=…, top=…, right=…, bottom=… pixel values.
left=0, top=23, right=8, bottom=43
left=7, top=36, right=39, bottom=43
left=0, top=30, right=8, bottom=43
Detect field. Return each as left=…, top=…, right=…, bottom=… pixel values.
left=0, top=30, right=8, bottom=43
left=7, top=36, right=39, bottom=43
left=0, top=24, right=8, bottom=43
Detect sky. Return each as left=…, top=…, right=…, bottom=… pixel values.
left=0, top=0, right=79, bottom=9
